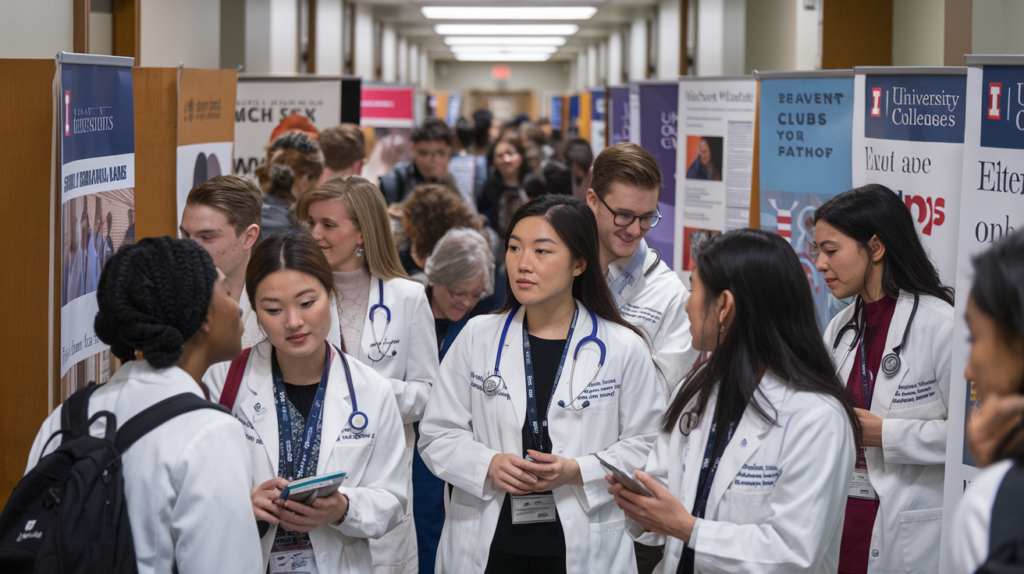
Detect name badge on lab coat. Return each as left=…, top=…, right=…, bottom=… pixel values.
left=849, top=469, right=878, bottom=500
left=511, top=494, right=557, bottom=524
left=271, top=548, right=319, bottom=574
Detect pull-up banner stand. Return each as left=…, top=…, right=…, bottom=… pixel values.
left=852, top=67, right=967, bottom=286
left=57, top=52, right=136, bottom=400
left=756, top=70, right=855, bottom=332
left=675, top=76, right=757, bottom=278
left=939, top=55, right=1024, bottom=574
left=360, top=82, right=415, bottom=128
left=629, top=80, right=679, bottom=267
left=590, top=88, right=606, bottom=156
left=234, top=74, right=343, bottom=180
left=176, top=68, right=237, bottom=226
left=608, top=86, right=630, bottom=146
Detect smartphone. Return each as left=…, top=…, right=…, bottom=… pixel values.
left=594, top=453, right=654, bottom=497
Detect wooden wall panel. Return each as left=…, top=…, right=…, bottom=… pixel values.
left=0, top=60, right=58, bottom=507
left=822, top=0, right=893, bottom=70
left=133, top=68, right=179, bottom=240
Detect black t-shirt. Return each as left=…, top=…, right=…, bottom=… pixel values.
left=489, top=335, right=568, bottom=558
left=434, top=318, right=452, bottom=355
left=284, top=382, right=320, bottom=420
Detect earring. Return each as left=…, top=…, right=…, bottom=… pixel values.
left=356, top=245, right=364, bottom=258
left=719, top=325, right=724, bottom=334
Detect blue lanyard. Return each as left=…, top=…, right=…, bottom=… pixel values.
left=272, top=346, right=331, bottom=480
left=680, top=411, right=735, bottom=574
left=521, top=307, right=579, bottom=453
left=859, top=330, right=874, bottom=409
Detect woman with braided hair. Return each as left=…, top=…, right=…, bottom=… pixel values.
left=23, top=236, right=264, bottom=574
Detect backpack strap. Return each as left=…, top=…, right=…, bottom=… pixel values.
left=218, top=347, right=252, bottom=411
left=61, top=383, right=102, bottom=438
left=115, top=394, right=230, bottom=454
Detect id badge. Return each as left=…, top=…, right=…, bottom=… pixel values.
left=511, top=493, right=557, bottom=524
left=848, top=469, right=878, bottom=500
left=270, top=548, right=319, bottom=574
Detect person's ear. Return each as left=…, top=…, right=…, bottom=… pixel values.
left=572, top=257, right=587, bottom=277
left=242, top=224, right=260, bottom=251
left=585, top=188, right=599, bottom=211
left=867, top=235, right=886, bottom=263
left=717, top=289, right=735, bottom=330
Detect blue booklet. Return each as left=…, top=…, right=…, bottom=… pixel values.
left=279, top=471, right=347, bottom=504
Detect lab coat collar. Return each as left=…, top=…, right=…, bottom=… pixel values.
left=608, top=240, right=649, bottom=309
left=115, top=360, right=207, bottom=396
left=870, top=290, right=914, bottom=413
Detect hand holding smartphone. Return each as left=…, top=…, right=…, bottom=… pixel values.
left=594, top=453, right=654, bottom=497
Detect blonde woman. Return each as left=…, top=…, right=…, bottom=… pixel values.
left=297, top=176, right=439, bottom=574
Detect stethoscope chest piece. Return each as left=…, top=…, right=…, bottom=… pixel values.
left=483, top=374, right=503, bottom=396
left=679, top=411, right=699, bottom=436
left=349, top=410, right=369, bottom=433
left=881, top=353, right=901, bottom=376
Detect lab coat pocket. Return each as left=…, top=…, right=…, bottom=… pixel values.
left=588, top=518, right=627, bottom=573
left=331, top=440, right=374, bottom=481
left=898, top=507, right=942, bottom=573
left=717, top=490, right=772, bottom=524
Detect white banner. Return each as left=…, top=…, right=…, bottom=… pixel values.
left=674, top=77, right=757, bottom=277
left=234, top=77, right=341, bottom=181
left=852, top=68, right=967, bottom=286
left=939, top=56, right=1024, bottom=574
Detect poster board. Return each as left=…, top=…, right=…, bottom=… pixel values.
left=608, top=86, right=630, bottom=146
left=590, top=88, right=607, bottom=156
left=675, top=76, right=757, bottom=277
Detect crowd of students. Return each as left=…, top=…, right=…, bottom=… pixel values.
left=13, top=111, right=1024, bottom=574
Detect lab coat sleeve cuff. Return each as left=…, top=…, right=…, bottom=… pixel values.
left=880, top=418, right=947, bottom=465
left=474, top=448, right=502, bottom=501
left=571, top=454, right=612, bottom=513
left=687, top=518, right=701, bottom=548
left=626, top=516, right=667, bottom=546
left=331, top=488, right=399, bottom=540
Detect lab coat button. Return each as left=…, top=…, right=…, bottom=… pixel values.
left=871, top=549, right=879, bottom=557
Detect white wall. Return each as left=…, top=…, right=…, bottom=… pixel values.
left=657, top=0, right=680, bottom=79
left=381, top=24, right=396, bottom=82
left=245, top=0, right=298, bottom=73
left=354, top=3, right=375, bottom=79
left=892, top=0, right=944, bottom=66
left=433, top=60, right=574, bottom=92
left=0, top=0, right=73, bottom=59
left=409, top=43, right=419, bottom=84
left=587, top=44, right=598, bottom=87
left=628, top=16, right=647, bottom=80
left=420, top=51, right=431, bottom=90
left=316, top=0, right=343, bottom=74
left=608, top=30, right=624, bottom=85
left=744, top=0, right=817, bottom=74
left=599, top=40, right=608, bottom=86
left=397, top=36, right=408, bottom=83
left=89, top=12, right=113, bottom=56
left=577, top=51, right=588, bottom=90
left=794, top=0, right=819, bottom=70
left=972, top=0, right=1024, bottom=56
left=141, top=0, right=220, bottom=68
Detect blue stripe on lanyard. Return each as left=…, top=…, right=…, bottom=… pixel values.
left=679, top=411, right=735, bottom=574
left=272, top=345, right=332, bottom=480
left=859, top=331, right=874, bottom=409
left=521, top=306, right=579, bottom=453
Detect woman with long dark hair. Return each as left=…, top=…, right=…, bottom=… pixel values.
left=816, top=184, right=954, bottom=574
left=418, top=195, right=665, bottom=574
left=946, top=231, right=1024, bottom=573
left=610, top=228, right=859, bottom=573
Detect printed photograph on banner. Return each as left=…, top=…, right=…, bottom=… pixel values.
left=682, top=227, right=721, bottom=271
left=61, top=189, right=134, bottom=306
left=684, top=136, right=723, bottom=181
left=175, top=142, right=234, bottom=225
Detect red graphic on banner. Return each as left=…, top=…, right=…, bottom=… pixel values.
left=988, top=83, right=1002, bottom=120
left=361, top=87, right=415, bottom=128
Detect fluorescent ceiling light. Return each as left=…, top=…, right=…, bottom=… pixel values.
left=434, top=24, right=579, bottom=36
left=453, top=53, right=552, bottom=62
left=444, top=36, right=567, bottom=46
left=422, top=7, right=597, bottom=20
left=449, top=45, right=558, bottom=54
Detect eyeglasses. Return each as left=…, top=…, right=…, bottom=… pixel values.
left=597, top=194, right=661, bottom=229
left=450, top=289, right=485, bottom=302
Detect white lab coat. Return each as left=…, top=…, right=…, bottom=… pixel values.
left=418, top=301, right=666, bottom=574
left=329, top=274, right=438, bottom=574
left=610, top=244, right=698, bottom=394
left=630, top=372, right=856, bottom=573
left=824, top=291, right=953, bottom=574
left=204, top=340, right=408, bottom=574
left=945, top=459, right=1014, bottom=574
left=25, top=360, right=264, bottom=574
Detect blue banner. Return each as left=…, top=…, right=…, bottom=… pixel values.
left=609, top=87, right=630, bottom=145
left=759, top=75, right=854, bottom=331
left=979, top=65, right=1024, bottom=150
left=61, top=64, right=135, bottom=166
left=591, top=89, right=606, bottom=121
left=446, top=92, right=462, bottom=126
left=864, top=74, right=965, bottom=143
left=552, top=95, right=563, bottom=129
left=632, top=82, right=678, bottom=266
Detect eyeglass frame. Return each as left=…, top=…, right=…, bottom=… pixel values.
left=595, top=193, right=662, bottom=230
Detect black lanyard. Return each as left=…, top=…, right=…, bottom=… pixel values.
left=859, top=330, right=875, bottom=409
left=679, top=411, right=735, bottom=574
left=521, top=307, right=578, bottom=453
left=272, top=347, right=330, bottom=480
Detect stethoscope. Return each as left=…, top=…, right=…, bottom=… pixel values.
left=831, top=293, right=919, bottom=377
left=482, top=304, right=607, bottom=411
left=271, top=343, right=369, bottom=436
left=368, top=278, right=395, bottom=362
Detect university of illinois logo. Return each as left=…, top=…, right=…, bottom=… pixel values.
left=988, top=82, right=1002, bottom=119
left=870, top=88, right=882, bottom=117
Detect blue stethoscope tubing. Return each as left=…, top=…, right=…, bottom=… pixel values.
left=368, top=278, right=394, bottom=362
left=831, top=293, right=919, bottom=378
left=482, top=304, right=606, bottom=409
left=331, top=343, right=370, bottom=433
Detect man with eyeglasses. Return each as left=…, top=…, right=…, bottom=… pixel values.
left=379, top=117, right=460, bottom=205
left=585, top=142, right=698, bottom=574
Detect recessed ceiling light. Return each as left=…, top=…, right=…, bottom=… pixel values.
left=444, top=36, right=568, bottom=46
left=454, top=52, right=552, bottom=62
left=422, top=7, right=597, bottom=20
left=434, top=24, right=580, bottom=36
left=448, top=45, right=558, bottom=54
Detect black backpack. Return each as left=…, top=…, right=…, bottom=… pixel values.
left=0, top=383, right=230, bottom=573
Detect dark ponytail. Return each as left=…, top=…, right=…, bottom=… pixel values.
left=94, top=236, right=218, bottom=369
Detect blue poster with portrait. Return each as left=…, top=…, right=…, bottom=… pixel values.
left=758, top=73, right=854, bottom=331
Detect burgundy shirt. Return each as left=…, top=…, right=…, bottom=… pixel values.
left=838, top=295, right=897, bottom=574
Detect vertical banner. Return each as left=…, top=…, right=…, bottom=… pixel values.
left=361, top=83, right=417, bottom=182
left=446, top=92, right=462, bottom=125
left=234, top=75, right=342, bottom=180
left=939, top=55, right=1024, bottom=573
left=569, top=94, right=580, bottom=137
left=609, top=86, right=630, bottom=145
left=176, top=68, right=237, bottom=226
left=852, top=67, right=967, bottom=286
left=675, top=77, right=757, bottom=276
left=590, top=88, right=607, bottom=156
left=551, top=95, right=563, bottom=135
left=629, top=81, right=678, bottom=267
left=58, top=53, right=135, bottom=400
left=578, top=91, right=592, bottom=143
left=757, top=71, right=855, bottom=331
